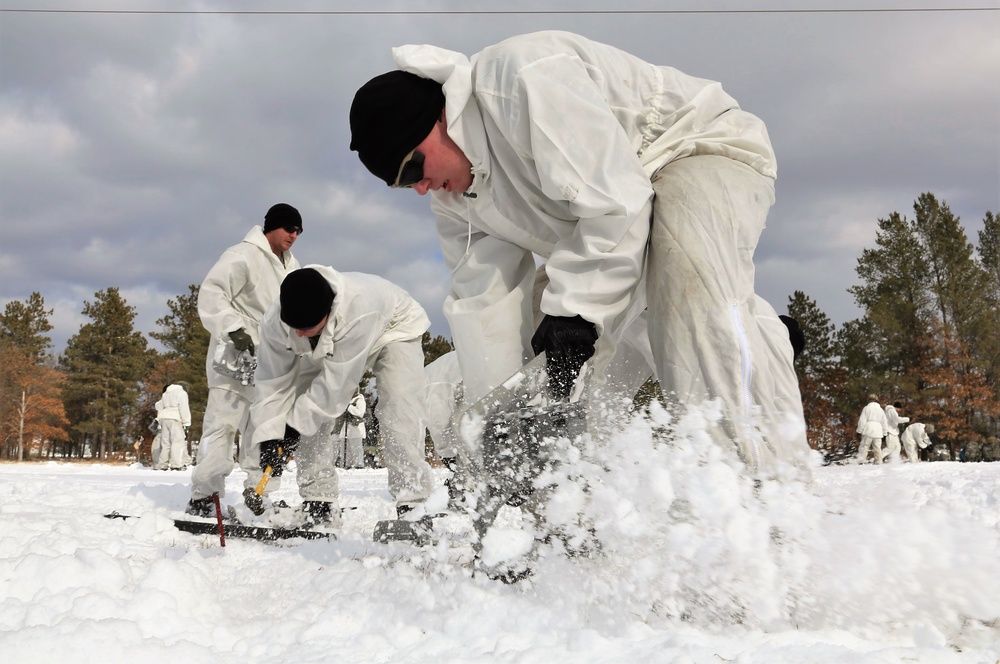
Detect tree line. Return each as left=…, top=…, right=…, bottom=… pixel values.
left=1, top=193, right=997, bottom=462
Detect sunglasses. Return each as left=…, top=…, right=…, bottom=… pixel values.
left=283, top=225, right=303, bottom=235
left=391, top=149, right=425, bottom=188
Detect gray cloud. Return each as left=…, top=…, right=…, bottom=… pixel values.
left=2, top=2, right=997, bottom=354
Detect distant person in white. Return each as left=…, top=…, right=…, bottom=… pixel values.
left=883, top=400, right=909, bottom=463
left=339, top=392, right=367, bottom=469
left=902, top=422, right=935, bottom=463
left=155, top=383, right=191, bottom=470
left=856, top=394, right=887, bottom=464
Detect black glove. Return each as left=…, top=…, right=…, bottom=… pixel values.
left=531, top=314, right=598, bottom=400
left=282, top=424, right=301, bottom=453
left=259, top=439, right=285, bottom=475
left=229, top=328, right=255, bottom=355
left=259, top=425, right=301, bottom=477
left=778, top=315, right=805, bottom=360
left=183, top=426, right=190, bottom=438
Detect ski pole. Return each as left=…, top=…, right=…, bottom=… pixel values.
left=212, top=492, right=226, bottom=547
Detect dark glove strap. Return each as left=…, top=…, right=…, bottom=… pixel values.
left=531, top=315, right=598, bottom=400
left=283, top=424, right=301, bottom=451
left=531, top=315, right=598, bottom=356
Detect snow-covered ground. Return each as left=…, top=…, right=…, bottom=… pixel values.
left=2, top=413, right=999, bottom=663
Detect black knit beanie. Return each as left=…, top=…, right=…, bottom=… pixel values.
left=280, top=268, right=334, bottom=330
left=263, top=203, right=303, bottom=234
left=349, top=71, right=445, bottom=186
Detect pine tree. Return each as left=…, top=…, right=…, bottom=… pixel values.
left=980, top=211, right=1000, bottom=297
left=421, top=332, right=454, bottom=366
left=976, top=210, right=1000, bottom=428
left=843, top=194, right=1000, bottom=447
left=912, top=193, right=992, bottom=356
left=0, top=292, right=54, bottom=363
left=848, top=210, right=932, bottom=383
left=149, top=285, right=210, bottom=441
left=60, top=288, right=154, bottom=460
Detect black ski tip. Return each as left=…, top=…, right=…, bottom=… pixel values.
left=173, top=518, right=335, bottom=541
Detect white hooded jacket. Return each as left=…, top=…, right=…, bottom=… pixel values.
left=155, top=384, right=191, bottom=426
left=252, top=266, right=430, bottom=443
left=884, top=404, right=909, bottom=435
left=392, top=30, right=776, bottom=400
left=857, top=400, right=888, bottom=439
left=198, top=226, right=300, bottom=396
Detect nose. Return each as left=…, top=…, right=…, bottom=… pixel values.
left=294, top=328, right=310, bottom=337
left=413, top=181, right=430, bottom=196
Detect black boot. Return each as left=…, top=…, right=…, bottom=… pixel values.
left=302, top=500, right=336, bottom=527
left=185, top=495, right=215, bottom=518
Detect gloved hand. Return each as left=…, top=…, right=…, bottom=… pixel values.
left=229, top=328, right=255, bottom=355
left=779, top=315, right=805, bottom=360
left=183, top=425, right=190, bottom=438
left=531, top=314, right=598, bottom=400
left=259, top=425, right=301, bottom=477
left=282, top=424, right=301, bottom=454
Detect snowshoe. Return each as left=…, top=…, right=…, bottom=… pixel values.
left=301, top=500, right=341, bottom=530
left=185, top=495, right=216, bottom=518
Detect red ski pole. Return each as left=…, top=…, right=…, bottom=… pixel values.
left=213, top=492, right=226, bottom=547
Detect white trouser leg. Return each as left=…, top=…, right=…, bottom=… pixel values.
left=903, top=438, right=919, bottom=462
left=373, top=338, right=435, bottom=505
left=647, top=155, right=808, bottom=474
left=158, top=420, right=185, bottom=469
left=871, top=437, right=884, bottom=464
left=150, top=433, right=161, bottom=467
left=295, top=428, right=340, bottom=503
left=885, top=432, right=901, bottom=462
left=857, top=435, right=882, bottom=463
left=345, top=437, right=364, bottom=468
left=169, top=421, right=187, bottom=469
left=191, top=388, right=249, bottom=500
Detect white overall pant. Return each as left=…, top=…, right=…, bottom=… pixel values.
left=647, top=155, right=809, bottom=474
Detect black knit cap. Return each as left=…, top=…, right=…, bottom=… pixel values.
left=349, top=71, right=445, bottom=186
left=280, top=268, right=334, bottom=330
left=263, top=203, right=303, bottom=233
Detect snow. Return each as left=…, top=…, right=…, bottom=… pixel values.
left=2, top=409, right=998, bottom=663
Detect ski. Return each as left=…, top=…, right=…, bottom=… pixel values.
left=103, top=511, right=335, bottom=542
left=173, top=517, right=334, bottom=541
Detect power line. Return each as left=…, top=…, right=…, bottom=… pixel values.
left=1, top=7, right=997, bottom=16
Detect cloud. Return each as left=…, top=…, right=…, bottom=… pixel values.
left=1, top=4, right=997, bottom=357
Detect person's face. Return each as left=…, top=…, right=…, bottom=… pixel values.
left=266, top=225, right=301, bottom=255
left=397, top=111, right=473, bottom=196
left=293, top=315, right=328, bottom=338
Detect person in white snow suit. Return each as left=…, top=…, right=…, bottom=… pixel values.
left=883, top=400, right=910, bottom=463
left=856, top=394, right=888, bottom=464
left=349, top=30, right=809, bottom=474
left=186, top=203, right=302, bottom=518
left=902, top=422, right=935, bottom=463
left=250, top=266, right=436, bottom=526
left=337, top=392, right=367, bottom=469
left=155, top=383, right=192, bottom=470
